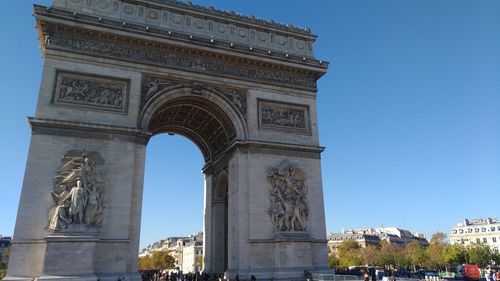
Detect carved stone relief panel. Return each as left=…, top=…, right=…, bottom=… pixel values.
left=141, top=75, right=247, bottom=117
left=48, top=150, right=105, bottom=233
left=141, top=76, right=183, bottom=108
left=43, top=29, right=318, bottom=91
left=51, top=71, right=130, bottom=113
left=268, top=160, right=308, bottom=232
left=219, top=89, right=247, bottom=116
left=258, top=99, right=310, bottom=134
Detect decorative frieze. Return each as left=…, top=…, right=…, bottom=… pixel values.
left=48, top=150, right=105, bottom=232
left=141, top=75, right=247, bottom=117
left=52, top=71, right=129, bottom=113
left=52, top=0, right=315, bottom=58
left=141, top=76, right=183, bottom=108
left=268, top=160, right=308, bottom=232
left=44, top=32, right=317, bottom=91
left=219, top=89, right=247, bottom=116
left=258, top=99, right=310, bottom=134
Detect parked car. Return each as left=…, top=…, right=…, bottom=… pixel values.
left=425, top=271, right=439, bottom=277
left=455, top=264, right=480, bottom=281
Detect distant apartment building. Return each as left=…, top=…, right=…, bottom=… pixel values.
left=0, top=236, right=11, bottom=263
left=328, top=227, right=428, bottom=254
left=450, top=218, right=500, bottom=253
left=180, top=240, right=203, bottom=273
left=139, top=232, right=203, bottom=272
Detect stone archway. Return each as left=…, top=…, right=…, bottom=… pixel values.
left=5, top=1, right=332, bottom=280
left=138, top=84, right=244, bottom=274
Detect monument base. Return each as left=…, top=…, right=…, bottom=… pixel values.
left=37, top=274, right=98, bottom=281
left=41, top=233, right=98, bottom=279
left=226, top=268, right=334, bottom=281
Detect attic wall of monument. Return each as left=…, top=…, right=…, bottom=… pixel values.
left=52, top=0, right=315, bottom=58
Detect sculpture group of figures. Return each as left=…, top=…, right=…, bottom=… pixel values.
left=48, top=150, right=105, bottom=231
left=268, top=161, right=309, bottom=231
left=261, top=107, right=305, bottom=129
left=59, top=77, right=124, bottom=107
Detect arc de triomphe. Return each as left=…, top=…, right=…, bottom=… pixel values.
left=6, top=1, right=331, bottom=280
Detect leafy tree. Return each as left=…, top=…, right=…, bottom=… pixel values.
left=467, top=243, right=492, bottom=268
left=328, top=254, right=341, bottom=269
left=138, top=250, right=175, bottom=270
left=443, top=244, right=466, bottom=266
left=197, top=256, right=203, bottom=271
left=376, top=240, right=401, bottom=267
left=337, top=240, right=362, bottom=268
left=426, top=232, right=447, bottom=270
left=430, top=232, right=447, bottom=244
left=491, top=252, right=500, bottom=265
left=0, top=248, right=10, bottom=279
left=361, top=245, right=379, bottom=266
left=405, top=242, right=427, bottom=271
left=150, top=251, right=175, bottom=270
left=397, top=255, right=412, bottom=269
left=0, top=261, right=7, bottom=280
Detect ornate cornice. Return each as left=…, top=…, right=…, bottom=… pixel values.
left=39, top=22, right=322, bottom=91
left=34, top=4, right=327, bottom=64
left=35, top=6, right=328, bottom=90
left=48, top=0, right=317, bottom=59
left=129, top=0, right=313, bottom=36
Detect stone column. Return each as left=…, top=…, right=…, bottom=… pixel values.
left=202, top=173, right=213, bottom=273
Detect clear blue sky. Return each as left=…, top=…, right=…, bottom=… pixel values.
left=1, top=1, right=499, bottom=250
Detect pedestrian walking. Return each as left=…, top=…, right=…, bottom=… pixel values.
left=486, top=269, right=491, bottom=281
left=364, top=268, right=370, bottom=281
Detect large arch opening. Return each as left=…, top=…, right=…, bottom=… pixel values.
left=140, top=88, right=244, bottom=274
left=140, top=133, right=204, bottom=256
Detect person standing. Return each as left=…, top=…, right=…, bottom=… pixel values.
left=370, top=267, right=377, bottom=281
left=363, top=268, right=370, bottom=281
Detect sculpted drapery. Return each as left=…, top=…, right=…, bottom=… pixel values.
left=48, top=150, right=105, bottom=231
left=268, top=160, right=309, bottom=232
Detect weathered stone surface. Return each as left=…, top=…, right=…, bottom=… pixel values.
left=51, top=0, right=317, bottom=58
left=6, top=1, right=332, bottom=280
left=52, top=71, right=129, bottom=113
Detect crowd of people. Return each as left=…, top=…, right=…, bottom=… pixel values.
left=140, top=271, right=256, bottom=281
left=484, top=268, right=500, bottom=281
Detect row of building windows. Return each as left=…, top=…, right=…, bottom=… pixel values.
left=452, top=226, right=500, bottom=234
left=329, top=236, right=364, bottom=241
left=454, top=237, right=499, bottom=243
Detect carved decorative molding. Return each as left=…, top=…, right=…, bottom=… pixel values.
left=268, top=160, right=308, bottom=232
left=219, top=89, right=247, bottom=116
left=258, top=99, right=310, bottom=134
left=48, top=150, right=105, bottom=232
left=50, top=0, right=315, bottom=58
left=43, top=29, right=317, bottom=91
left=141, top=76, right=183, bottom=108
left=141, top=75, right=247, bottom=117
left=52, top=71, right=130, bottom=113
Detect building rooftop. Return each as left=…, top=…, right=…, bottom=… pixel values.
left=138, top=0, right=313, bottom=35
left=457, top=217, right=498, bottom=227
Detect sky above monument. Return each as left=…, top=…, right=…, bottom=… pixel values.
left=0, top=1, right=498, bottom=250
